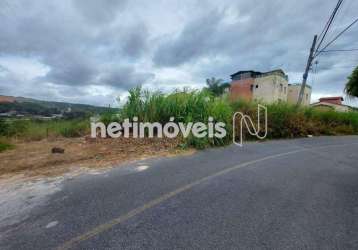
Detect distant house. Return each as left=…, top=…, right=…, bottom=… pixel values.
left=311, top=97, right=352, bottom=112
left=0, top=95, right=16, bottom=103
left=0, top=112, right=12, bottom=117
left=229, top=69, right=311, bottom=105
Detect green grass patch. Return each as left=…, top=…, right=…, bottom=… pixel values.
left=0, top=137, right=14, bottom=152
left=0, top=119, right=90, bottom=141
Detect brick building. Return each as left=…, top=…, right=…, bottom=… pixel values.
left=229, top=69, right=311, bottom=106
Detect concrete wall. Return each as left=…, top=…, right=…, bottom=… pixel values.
left=252, top=75, right=288, bottom=103
left=287, top=84, right=311, bottom=106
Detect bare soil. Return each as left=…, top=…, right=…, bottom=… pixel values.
left=0, top=137, right=192, bottom=179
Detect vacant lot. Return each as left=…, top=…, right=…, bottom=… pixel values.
left=0, top=137, right=188, bottom=179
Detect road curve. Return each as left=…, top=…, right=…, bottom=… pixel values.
left=1, top=136, right=358, bottom=249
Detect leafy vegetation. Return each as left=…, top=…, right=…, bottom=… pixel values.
left=204, top=77, right=230, bottom=97
left=1, top=86, right=358, bottom=152
left=345, top=65, right=358, bottom=98
left=119, top=87, right=358, bottom=148
left=119, top=87, right=232, bottom=148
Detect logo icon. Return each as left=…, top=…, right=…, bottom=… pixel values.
left=232, top=104, right=268, bottom=147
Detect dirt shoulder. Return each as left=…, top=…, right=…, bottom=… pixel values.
left=0, top=137, right=193, bottom=180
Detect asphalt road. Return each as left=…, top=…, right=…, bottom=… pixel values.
left=1, top=136, right=358, bottom=249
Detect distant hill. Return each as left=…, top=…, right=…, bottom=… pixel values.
left=0, top=95, right=113, bottom=118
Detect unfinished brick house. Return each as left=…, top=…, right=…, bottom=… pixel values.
left=229, top=69, right=311, bottom=105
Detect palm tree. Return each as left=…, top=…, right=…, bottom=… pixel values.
left=205, top=77, right=227, bottom=96
left=345, top=66, right=358, bottom=98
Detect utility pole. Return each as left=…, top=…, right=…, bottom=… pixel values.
left=297, top=35, right=318, bottom=106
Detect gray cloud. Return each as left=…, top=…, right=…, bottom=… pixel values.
left=120, top=23, right=149, bottom=58
left=154, top=1, right=357, bottom=71
left=0, top=0, right=152, bottom=104
left=153, top=10, right=222, bottom=67
left=43, top=60, right=97, bottom=87
left=95, top=22, right=149, bottom=59
left=0, top=0, right=357, bottom=106
left=98, top=66, right=155, bottom=90
left=72, top=0, right=127, bottom=25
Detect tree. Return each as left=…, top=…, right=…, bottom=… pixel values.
left=205, top=77, right=230, bottom=96
left=345, top=66, right=358, bottom=98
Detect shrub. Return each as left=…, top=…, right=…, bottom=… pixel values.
left=118, top=86, right=358, bottom=148
left=57, top=120, right=89, bottom=138
left=0, top=120, right=29, bottom=137
left=119, top=87, right=234, bottom=148
left=0, top=119, right=9, bottom=136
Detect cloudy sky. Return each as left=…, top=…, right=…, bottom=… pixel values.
left=0, top=0, right=357, bottom=107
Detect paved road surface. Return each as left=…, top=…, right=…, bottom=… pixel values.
left=1, top=136, right=358, bottom=249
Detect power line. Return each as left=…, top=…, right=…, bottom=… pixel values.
left=297, top=0, right=346, bottom=105
left=315, top=17, right=358, bottom=58
left=315, top=0, right=344, bottom=55
left=318, top=49, right=358, bottom=52
left=328, top=0, right=354, bottom=40
left=329, top=65, right=357, bottom=69
left=316, top=0, right=343, bottom=41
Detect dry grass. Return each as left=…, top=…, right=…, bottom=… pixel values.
left=0, top=137, right=190, bottom=179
